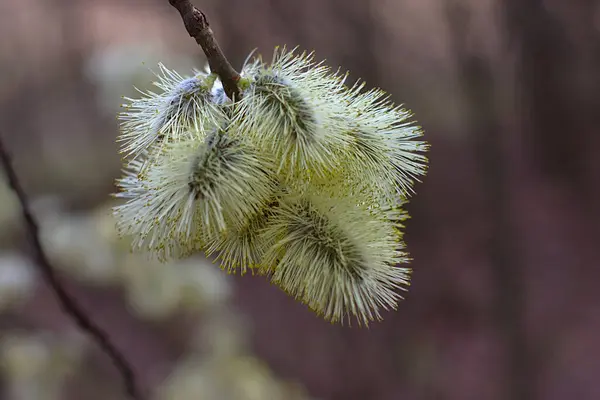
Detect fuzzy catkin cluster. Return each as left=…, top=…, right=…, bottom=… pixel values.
left=114, top=48, right=428, bottom=325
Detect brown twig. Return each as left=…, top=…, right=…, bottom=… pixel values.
left=168, top=0, right=241, bottom=100
left=0, top=137, right=143, bottom=400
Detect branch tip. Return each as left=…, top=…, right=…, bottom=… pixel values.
left=168, top=0, right=242, bottom=101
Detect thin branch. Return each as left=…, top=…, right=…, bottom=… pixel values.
left=168, top=0, right=241, bottom=100
left=0, top=137, right=143, bottom=400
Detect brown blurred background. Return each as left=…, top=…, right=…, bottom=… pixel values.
left=0, top=0, right=599, bottom=399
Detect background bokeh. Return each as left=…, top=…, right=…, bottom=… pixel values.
left=1, top=0, right=599, bottom=399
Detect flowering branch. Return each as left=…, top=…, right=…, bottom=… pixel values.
left=168, top=0, right=241, bottom=100
left=0, top=137, right=143, bottom=400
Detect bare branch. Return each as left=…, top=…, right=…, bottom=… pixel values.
left=0, top=136, right=143, bottom=400
left=168, top=0, right=241, bottom=100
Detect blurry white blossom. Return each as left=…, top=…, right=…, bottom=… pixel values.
left=120, top=254, right=231, bottom=320
left=192, top=308, right=250, bottom=359
left=0, top=331, right=87, bottom=400
left=38, top=200, right=121, bottom=284
left=157, top=354, right=312, bottom=400
left=86, top=43, right=198, bottom=116
left=0, top=253, right=36, bottom=312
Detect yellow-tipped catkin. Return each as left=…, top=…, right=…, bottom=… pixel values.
left=232, top=48, right=349, bottom=179
left=118, top=64, right=225, bottom=162
left=205, top=198, right=278, bottom=275
left=325, top=83, right=429, bottom=201
left=259, top=189, right=411, bottom=325
left=113, top=128, right=277, bottom=261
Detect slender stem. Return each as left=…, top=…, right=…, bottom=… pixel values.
left=168, top=0, right=241, bottom=100
left=0, top=137, right=143, bottom=400
left=0, top=3, right=241, bottom=398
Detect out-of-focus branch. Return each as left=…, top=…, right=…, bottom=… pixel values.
left=445, top=2, right=533, bottom=400
left=0, top=136, right=143, bottom=400
left=503, top=0, right=581, bottom=189
left=168, top=0, right=241, bottom=100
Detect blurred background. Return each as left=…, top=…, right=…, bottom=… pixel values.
left=1, top=0, right=599, bottom=399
